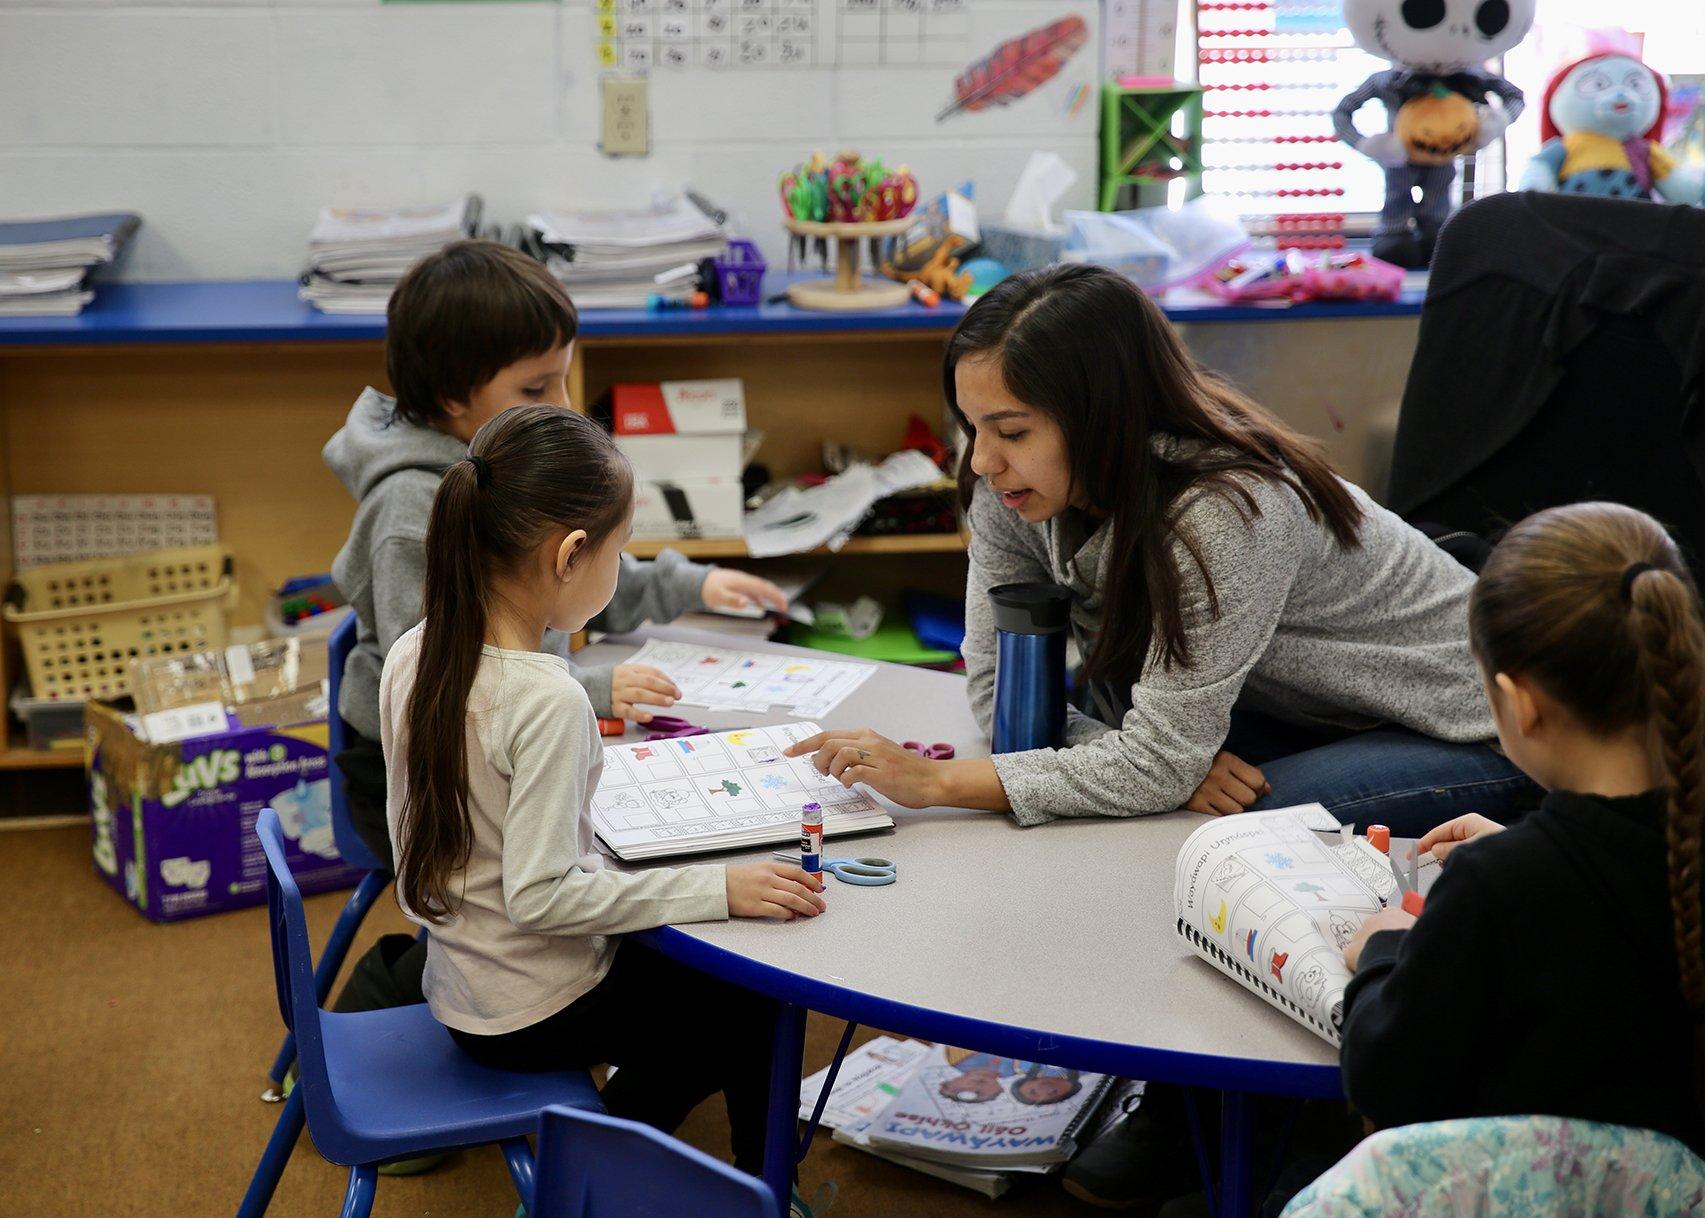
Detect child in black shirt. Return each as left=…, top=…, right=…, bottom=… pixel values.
left=1339, top=501, right=1705, bottom=1153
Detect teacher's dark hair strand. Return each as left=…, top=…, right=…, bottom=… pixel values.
left=944, top=263, right=1364, bottom=684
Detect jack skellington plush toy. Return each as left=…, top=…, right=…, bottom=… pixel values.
left=1333, top=0, right=1536, bottom=267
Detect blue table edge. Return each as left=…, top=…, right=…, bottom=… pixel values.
left=0, top=279, right=1425, bottom=347
left=634, top=925, right=1344, bottom=1099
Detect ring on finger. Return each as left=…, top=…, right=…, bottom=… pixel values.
left=857, top=748, right=871, bottom=761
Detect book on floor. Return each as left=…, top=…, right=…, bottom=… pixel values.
left=862, top=1043, right=1113, bottom=1170
left=1173, top=804, right=1439, bottom=1045
left=591, top=721, right=892, bottom=861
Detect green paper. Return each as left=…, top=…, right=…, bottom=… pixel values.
left=791, top=616, right=958, bottom=666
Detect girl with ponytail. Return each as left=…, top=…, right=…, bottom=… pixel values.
left=380, top=404, right=824, bottom=1176
left=1335, top=501, right=1705, bottom=1151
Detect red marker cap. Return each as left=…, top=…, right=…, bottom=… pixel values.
left=1367, top=825, right=1391, bottom=854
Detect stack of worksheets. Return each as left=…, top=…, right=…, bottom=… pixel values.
left=521, top=193, right=726, bottom=309
left=298, top=196, right=480, bottom=314
left=0, top=212, right=141, bottom=315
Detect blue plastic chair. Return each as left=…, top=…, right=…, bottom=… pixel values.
left=239, top=808, right=604, bottom=1218
left=263, top=612, right=390, bottom=1101
left=531, top=1104, right=779, bottom=1218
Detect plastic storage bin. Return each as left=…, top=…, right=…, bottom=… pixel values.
left=712, top=240, right=767, bottom=305
left=2, top=544, right=237, bottom=701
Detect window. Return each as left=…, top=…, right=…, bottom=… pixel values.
left=1189, top=0, right=1703, bottom=240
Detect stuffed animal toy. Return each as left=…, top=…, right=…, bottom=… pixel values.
left=1333, top=0, right=1536, bottom=267
left=1520, top=48, right=1705, bottom=204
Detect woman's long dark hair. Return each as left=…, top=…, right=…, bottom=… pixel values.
left=946, top=263, right=1363, bottom=684
left=397, top=405, right=632, bottom=923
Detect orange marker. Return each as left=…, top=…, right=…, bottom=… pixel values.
left=1366, top=824, right=1390, bottom=854
left=908, top=279, right=940, bottom=308
left=597, top=717, right=626, bottom=737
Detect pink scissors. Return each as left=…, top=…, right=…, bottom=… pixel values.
left=902, top=740, right=955, bottom=760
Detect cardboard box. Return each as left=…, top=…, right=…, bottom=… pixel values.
left=86, top=700, right=360, bottom=922
left=612, top=379, right=748, bottom=483
left=632, top=477, right=744, bottom=541
left=617, top=433, right=744, bottom=483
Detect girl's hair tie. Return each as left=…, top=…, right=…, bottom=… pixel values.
left=1621, top=561, right=1658, bottom=602
left=467, top=454, right=492, bottom=489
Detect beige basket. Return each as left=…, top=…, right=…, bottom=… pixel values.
left=3, top=544, right=238, bottom=702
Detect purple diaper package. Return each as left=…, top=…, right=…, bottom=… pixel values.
left=86, top=701, right=360, bottom=922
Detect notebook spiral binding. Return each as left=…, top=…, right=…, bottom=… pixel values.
left=1177, top=919, right=1341, bottom=1045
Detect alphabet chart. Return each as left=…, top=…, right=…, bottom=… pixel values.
left=620, top=639, right=876, bottom=718
left=593, top=722, right=893, bottom=860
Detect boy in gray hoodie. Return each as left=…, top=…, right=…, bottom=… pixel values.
left=326, top=241, right=784, bottom=869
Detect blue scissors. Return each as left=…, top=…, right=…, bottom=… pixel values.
left=824, top=857, right=898, bottom=886
left=772, top=852, right=897, bottom=886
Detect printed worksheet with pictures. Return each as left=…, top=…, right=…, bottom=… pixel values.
left=593, top=721, right=893, bottom=860
left=1173, top=806, right=1412, bottom=1044
left=621, top=639, right=877, bottom=717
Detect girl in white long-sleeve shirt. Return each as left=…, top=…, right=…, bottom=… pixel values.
left=381, top=404, right=824, bottom=1174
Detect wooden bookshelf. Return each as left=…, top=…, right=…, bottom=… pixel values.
left=0, top=732, right=84, bottom=771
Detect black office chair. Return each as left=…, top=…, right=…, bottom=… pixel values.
left=1387, top=191, right=1705, bottom=569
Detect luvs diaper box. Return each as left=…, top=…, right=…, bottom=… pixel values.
left=87, top=702, right=359, bottom=922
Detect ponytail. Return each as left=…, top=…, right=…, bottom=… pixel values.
left=1628, top=566, right=1705, bottom=1109
left=395, top=405, right=633, bottom=923
left=397, top=459, right=487, bottom=923
left=1470, top=501, right=1705, bottom=1119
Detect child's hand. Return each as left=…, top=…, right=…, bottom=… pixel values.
left=1184, top=751, right=1272, bottom=816
left=1343, top=907, right=1417, bottom=971
left=610, top=664, right=681, bottom=725
left=1418, top=813, right=1505, bottom=861
left=703, top=568, right=790, bottom=614
left=726, top=862, right=827, bottom=920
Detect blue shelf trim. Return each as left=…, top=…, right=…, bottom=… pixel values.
left=0, top=279, right=1423, bottom=347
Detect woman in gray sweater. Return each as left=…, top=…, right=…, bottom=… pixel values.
left=788, top=264, right=1536, bottom=835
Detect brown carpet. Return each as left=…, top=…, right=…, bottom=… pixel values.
left=1, top=826, right=1097, bottom=1217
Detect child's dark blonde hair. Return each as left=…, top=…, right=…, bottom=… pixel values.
left=1469, top=502, right=1705, bottom=1098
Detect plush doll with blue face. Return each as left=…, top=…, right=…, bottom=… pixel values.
left=1520, top=53, right=1705, bottom=204
left=1333, top=0, right=1535, bottom=267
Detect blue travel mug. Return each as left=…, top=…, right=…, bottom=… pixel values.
left=990, top=582, right=1074, bottom=754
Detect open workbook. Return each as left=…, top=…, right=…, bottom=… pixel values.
left=591, top=722, right=893, bottom=861
left=1174, top=806, right=1438, bottom=1045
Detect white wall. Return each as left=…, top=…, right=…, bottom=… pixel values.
left=0, top=0, right=1101, bottom=281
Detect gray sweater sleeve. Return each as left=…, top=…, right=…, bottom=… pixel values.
left=993, top=480, right=1306, bottom=826
left=370, top=535, right=430, bottom=656
left=536, top=552, right=710, bottom=717
left=594, top=552, right=710, bottom=633
left=499, top=677, right=727, bottom=935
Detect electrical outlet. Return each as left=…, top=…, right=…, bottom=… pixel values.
left=600, top=75, right=649, bottom=156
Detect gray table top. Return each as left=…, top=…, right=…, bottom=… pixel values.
left=584, top=626, right=1342, bottom=1096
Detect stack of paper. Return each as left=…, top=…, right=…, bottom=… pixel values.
left=800, top=1038, right=1122, bottom=1198
left=591, top=722, right=893, bottom=862
left=522, top=193, right=726, bottom=309
left=298, top=196, right=480, bottom=314
left=617, top=640, right=874, bottom=719
left=0, top=213, right=141, bottom=315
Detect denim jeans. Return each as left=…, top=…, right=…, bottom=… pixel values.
left=1224, top=710, right=1541, bottom=838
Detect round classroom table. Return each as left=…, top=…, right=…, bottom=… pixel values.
left=583, top=627, right=1341, bottom=1218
